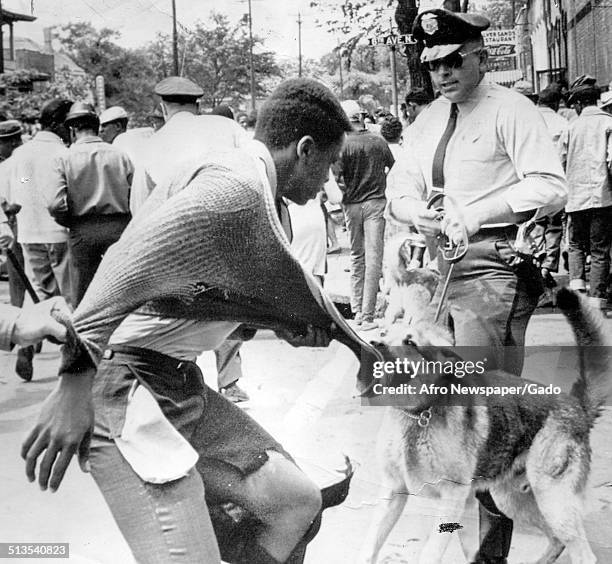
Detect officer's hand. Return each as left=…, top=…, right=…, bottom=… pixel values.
left=410, top=202, right=443, bottom=238
left=22, top=372, right=94, bottom=492
left=12, top=297, right=69, bottom=348
left=0, top=223, right=14, bottom=248
left=440, top=204, right=480, bottom=246
left=276, top=324, right=333, bottom=348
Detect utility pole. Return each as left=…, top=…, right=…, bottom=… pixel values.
left=248, top=0, right=256, bottom=112
left=0, top=0, right=4, bottom=74
left=172, top=0, right=179, bottom=76
left=389, top=19, right=398, bottom=116
left=297, top=12, right=302, bottom=77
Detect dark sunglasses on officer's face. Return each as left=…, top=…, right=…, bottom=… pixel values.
left=422, top=48, right=483, bottom=72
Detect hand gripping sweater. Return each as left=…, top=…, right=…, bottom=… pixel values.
left=55, top=147, right=381, bottom=392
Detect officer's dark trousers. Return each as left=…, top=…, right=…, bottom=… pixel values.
left=433, top=226, right=539, bottom=561
left=68, top=213, right=131, bottom=307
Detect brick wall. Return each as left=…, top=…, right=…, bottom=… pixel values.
left=566, top=0, right=612, bottom=86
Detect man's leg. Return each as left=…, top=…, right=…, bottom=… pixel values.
left=567, top=210, right=589, bottom=292
left=48, top=242, right=72, bottom=306
left=441, top=234, right=538, bottom=562
left=22, top=243, right=53, bottom=300
left=216, top=339, right=249, bottom=402
left=90, top=435, right=221, bottom=563
left=199, top=452, right=321, bottom=564
left=587, top=206, right=612, bottom=306
left=343, top=202, right=365, bottom=321
left=192, top=388, right=322, bottom=563
left=89, top=360, right=221, bottom=563
left=361, top=198, right=385, bottom=326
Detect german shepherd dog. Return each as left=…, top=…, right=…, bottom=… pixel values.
left=361, top=288, right=610, bottom=564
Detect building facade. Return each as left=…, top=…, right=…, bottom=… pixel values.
left=522, top=0, right=611, bottom=91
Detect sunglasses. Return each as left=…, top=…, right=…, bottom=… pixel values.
left=422, top=48, right=483, bottom=72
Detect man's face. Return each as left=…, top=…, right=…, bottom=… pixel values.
left=428, top=44, right=486, bottom=103
left=99, top=121, right=121, bottom=143
left=283, top=137, right=344, bottom=205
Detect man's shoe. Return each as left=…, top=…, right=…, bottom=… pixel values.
left=471, top=559, right=507, bottom=564
left=221, top=382, right=250, bottom=403
left=353, top=312, right=363, bottom=326
left=360, top=319, right=378, bottom=331
left=16, top=346, right=34, bottom=382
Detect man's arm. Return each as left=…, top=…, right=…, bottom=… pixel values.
left=0, top=298, right=68, bottom=351
left=47, top=158, right=71, bottom=227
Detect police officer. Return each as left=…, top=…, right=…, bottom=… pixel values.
left=388, top=8, right=567, bottom=563
left=130, top=76, right=247, bottom=212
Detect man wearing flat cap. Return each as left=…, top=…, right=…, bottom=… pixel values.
left=129, top=76, right=248, bottom=212
left=387, top=8, right=567, bottom=564
left=562, top=79, right=612, bottom=312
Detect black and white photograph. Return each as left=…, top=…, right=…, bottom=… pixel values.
left=1, top=0, right=612, bottom=562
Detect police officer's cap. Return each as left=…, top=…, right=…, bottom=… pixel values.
left=99, top=106, right=128, bottom=125
left=65, top=101, right=97, bottom=123
left=154, top=76, right=203, bottom=100
left=413, top=9, right=490, bottom=63
left=0, top=120, right=22, bottom=139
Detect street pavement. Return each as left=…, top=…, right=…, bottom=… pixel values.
left=0, top=232, right=611, bottom=563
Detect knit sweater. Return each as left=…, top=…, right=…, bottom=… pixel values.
left=56, top=147, right=380, bottom=392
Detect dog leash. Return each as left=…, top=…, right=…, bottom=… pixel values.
left=426, top=193, right=468, bottom=323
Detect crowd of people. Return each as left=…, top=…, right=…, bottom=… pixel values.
left=0, top=5, right=611, bottom=563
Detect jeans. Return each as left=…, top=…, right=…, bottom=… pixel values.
left=567, top=207, right=612, bottom=298
left=89, top=348, right=317, bottom=563
left=343, top=198, right=386, bottom=320
left=22, top=242, right=71, bottom=305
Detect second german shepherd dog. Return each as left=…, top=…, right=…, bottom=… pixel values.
left=362, top=288, right=610, bottom=564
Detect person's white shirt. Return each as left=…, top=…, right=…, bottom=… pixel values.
left=130, top=113, right=249, bottom=213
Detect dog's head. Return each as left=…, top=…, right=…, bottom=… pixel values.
left=368, top=320, right=458, bottom=387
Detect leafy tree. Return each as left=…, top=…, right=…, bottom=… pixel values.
left=147, top=13, right=281, bottom=109
left=0, top=68, right=92, bottom=120
left=475, top=0, right=526, bottom=28
left=54, top=22, right=158, bottom=122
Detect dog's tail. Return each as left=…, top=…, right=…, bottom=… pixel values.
left=557, top=288, right=612, bottom=423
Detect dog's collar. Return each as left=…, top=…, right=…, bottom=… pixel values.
left=403, top=407, right=433, bottom=428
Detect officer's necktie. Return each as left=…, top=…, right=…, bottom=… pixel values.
left=431, top=103, right=458, bottom=191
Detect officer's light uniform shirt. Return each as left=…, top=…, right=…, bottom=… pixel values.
left=395, top=79, right=567, bottom=223
left=561, top=105, right=612, bottom=213
left=130, top=113, right=249, bottom=213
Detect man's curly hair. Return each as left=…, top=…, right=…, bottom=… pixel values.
left=255, top=78, right=352, bottom=150
left=380, top=116, right=403, bottom=143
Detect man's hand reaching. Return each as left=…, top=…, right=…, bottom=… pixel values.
left=21, top=372, right=94, bottom=492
